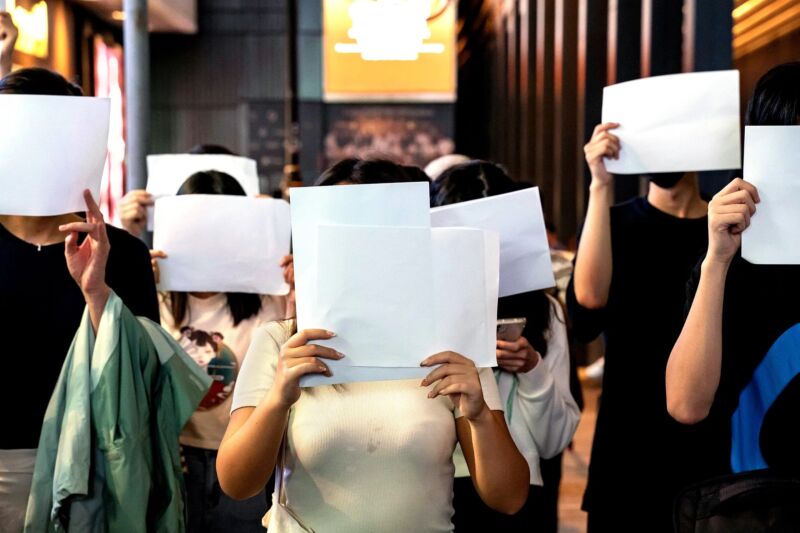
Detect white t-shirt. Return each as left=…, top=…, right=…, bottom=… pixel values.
left=160, top=293, right=289, bottom=449
left=231, top=321, right=503, bottom=533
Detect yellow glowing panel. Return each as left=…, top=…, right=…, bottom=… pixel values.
left=324, top=0, right=456, bottom=102
left=5, top=0, right=48, bottom=59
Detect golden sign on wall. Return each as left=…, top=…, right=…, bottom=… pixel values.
left=323, top=0, right=456, bottom=102
left=5, top=0, right=48, bottom=59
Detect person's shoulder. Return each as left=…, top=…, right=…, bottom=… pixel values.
left=609, top=196, right=647, bottom=224
left=106, top=224, right=149, bottom=257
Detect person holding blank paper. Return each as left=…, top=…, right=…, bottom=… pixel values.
left=569, top=120, right=712, bottom=527
left=667, top=63, right=800, bottom=478
left=217, top=159, right=529, bottom=533
left=151, top=170, right=291, bottom=533
left=434, top=161, right=581, bottom=533
left=0, top=69, right=159, bottom=531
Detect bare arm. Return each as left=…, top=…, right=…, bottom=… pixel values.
left=422, top=352, right=528, bottom=514
left=573, top=123, right=619, bottom=309
left=217, top=328, right=342, bottom=500
left=666, top=179, right=759, bottom=424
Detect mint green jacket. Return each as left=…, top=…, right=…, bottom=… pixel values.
left=25, top=292, right=211, bottom=532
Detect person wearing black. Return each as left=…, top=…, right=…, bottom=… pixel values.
left=435, top=161, right=581, bottom=533
left=667, top=62, right=800, bottom=476
left=0, top=68, right=158, bottom=529
left=569, top=122, right=712, bottom=530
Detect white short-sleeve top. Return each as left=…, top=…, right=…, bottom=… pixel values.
left=231, top=321, right=503, bottom=533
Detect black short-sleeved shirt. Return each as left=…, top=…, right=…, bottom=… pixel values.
left=685, top=254, right=800, bottom=473
left=567, top=197, right=713, bottom=527
left=0, top=223, right=159, bottom=449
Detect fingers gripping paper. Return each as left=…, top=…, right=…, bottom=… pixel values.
left=742, top=126, right=800, bottom=265
left=153, top=195, right=291, bottom=294
left=430, top=187, right=555, bottom=297
left=601, top=70, right=741, bottom=174
left=0, top=95, right=111, bottom=216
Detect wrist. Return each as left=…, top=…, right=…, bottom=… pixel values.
left=589, top=179, right=613, bottom=199
left=265, top=388, right=294, bottom=413
left=466, top=402, right=493, bottom=425
left=83, top=284, right=110, bottom=304
left=702, top=254, right=733, bottom=274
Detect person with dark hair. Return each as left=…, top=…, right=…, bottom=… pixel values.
left=313, top=157, right=422, bottom=186
left=435, top=161, right=580, bottom=533
left=150, top=170, right=290, bottom=533
left=666, top=63, right=800, bottom=472
left=0, top=69, right=159, bottom=530
left=1, top=11, right=18, bottom=78
left=217, top=159, right=530, bottom=532
left=568, top=119, right=711, bottom=526
left=119, top=144, right=239, bottom=238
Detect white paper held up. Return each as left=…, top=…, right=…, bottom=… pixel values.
left=0, top=95, right=110, bottom=216
left=153, top=195, right=291, bottom=294
left=301, top=227, right=500, bottom=386
left=431, top=187, right=555, bottom=296
left=742, top=126, right=800, bottom=265
left=290, top=182, right=431, bottom=331
left=145, top=154, right=261, bottom=230
left=601, top=70, right=741, bottom=174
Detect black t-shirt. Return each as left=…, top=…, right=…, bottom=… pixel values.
left=685, top=254, right=800, bottom=473
left=0, top=223, right=159, bottom=449
left=567, top=197, right=713, bottom=523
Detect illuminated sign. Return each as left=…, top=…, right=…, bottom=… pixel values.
left=5, top=0, right=48, bottom=59
left=324, top=0, right=456, bottom=102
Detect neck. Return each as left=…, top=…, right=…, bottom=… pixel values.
left=647, top=174, right=707, bottom=219
left=0, top=214, right=81, bottom=246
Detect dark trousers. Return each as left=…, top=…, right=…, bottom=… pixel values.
left=452, top=453, right=563, bottom=532
left=183, top=445, right=272, bottom=533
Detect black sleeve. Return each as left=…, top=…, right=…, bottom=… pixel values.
left=105, top=226, right=160, bottom=322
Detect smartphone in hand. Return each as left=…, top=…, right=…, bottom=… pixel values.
left=497, top=318, right=526, bottom=342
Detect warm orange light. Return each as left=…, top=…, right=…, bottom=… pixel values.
left=111, top=10, right=125, bottom=21
left=5, top=0, right=48, bottom=59
left=323, top=0, right=456, bottom=102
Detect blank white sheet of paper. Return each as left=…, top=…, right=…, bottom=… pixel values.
left=302, top=227, right=500, bottom=386
left=742, top=126, right=800, bottom=264
left=153, top=195, right=290, bottom=294
left=145, top=154, right=261, bottom=230
left=431, top=187, right=555, bottom=296
left=313, top=224, right=436, bottom=367
left=601, top=70, right=741, bottom=174
left=290, top=182, right=431, bottom=331
left=0, top=95, right=110, bottom=216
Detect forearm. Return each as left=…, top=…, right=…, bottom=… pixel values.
left=666, top=258, right=729, bottom=424
left=84, top=286, right=111, bottom=333
left=574, top=182, right=613, bottom=309
left=217, top=392, right=290, bottom=500
left=461, top=409, right=529, bottom=514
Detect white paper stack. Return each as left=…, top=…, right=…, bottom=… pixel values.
left=741, top=126, right=800, bottom=265
left=0, top=95, right=111, bottom=216
left=601, top=70, right=741, bottom=174
left=290, top=183, right=501, bottom=386
left=153, top=195, right=291, bottom=294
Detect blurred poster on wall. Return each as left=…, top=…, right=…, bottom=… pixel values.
left=323, top=0, right=456, bottom=102
left=324, top=104, right=455, bottom=168
left=246, top=101, right=285, bottom=194
left=94, top=35, right=124, bottom=226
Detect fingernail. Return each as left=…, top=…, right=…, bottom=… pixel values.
left=336, top=351, right=345, bottom=359
left=420, top=379, right=427, bottom=386
left=427, top=391, right=435, bottom=399
left=327, top=331, right=336, bottom=337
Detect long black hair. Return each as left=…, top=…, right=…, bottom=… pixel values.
left=168, top=170, right=263, bottom=327
left=433, top=160, right=554, bottom=357
left=745, top=62, right=800, bottom=126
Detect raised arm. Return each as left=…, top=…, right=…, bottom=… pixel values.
left=422, top=352, right=529, bottom=515
left=573, top=123, right=620, bottom=309
left=217, top=328, right=343, bottom=500
left=666, top=179, right=759, bottom=424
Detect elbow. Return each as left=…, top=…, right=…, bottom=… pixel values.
left=490, top=483, right=529, bottom=515
left=574, top=285, right=607, bottom=310
left=216, top=453, right=260, bottom=501
left=666, top=395, right=710, bottom=425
